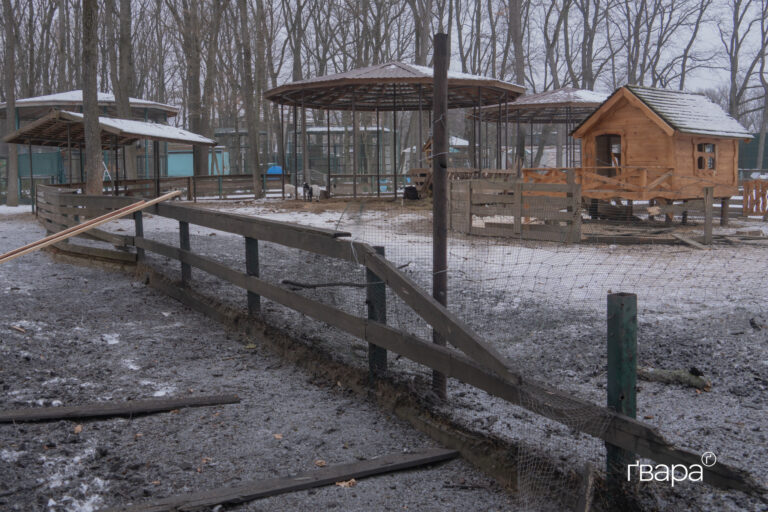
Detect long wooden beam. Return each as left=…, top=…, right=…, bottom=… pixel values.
left=0, top=395, right=240, bottom=423
left=0, top=190, right=180, bottom=265
left=106, top=449, right=459, bottom=512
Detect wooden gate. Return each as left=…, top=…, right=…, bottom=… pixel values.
left=450, top=179, right=582, bottom=243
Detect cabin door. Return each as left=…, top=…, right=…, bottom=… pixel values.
left=595, top=134, right=621, bottom=176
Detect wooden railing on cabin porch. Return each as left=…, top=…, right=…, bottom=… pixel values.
left=522, top=166, right=680, bottom=201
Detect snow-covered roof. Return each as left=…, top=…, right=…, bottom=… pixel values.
left=2, top=109, right=215, bottom=147
left=265, top=61, right=525, bottom=111
left=62, top=112, right=214, bottom=145
left=1, top=90, right=178, bottom=115
left=513, top=87, right=608, bottom=106
left=626, top=85, right=753, bottom=139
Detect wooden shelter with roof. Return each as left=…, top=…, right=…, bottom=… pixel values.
left=474, top=87, right=608, bottom=168
left=265, top=61, right=524, bottom=198
left=2, top=109, right=215, bottom=203
left=523, top=85, right=754, bottom=202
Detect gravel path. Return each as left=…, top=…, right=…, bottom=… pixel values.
left=0, top=213, right=512, bottom=512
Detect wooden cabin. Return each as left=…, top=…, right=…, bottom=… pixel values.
left=539, top=85, right=753, bottom=201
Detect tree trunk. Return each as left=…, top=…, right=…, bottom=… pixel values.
left=3, top=0, right=19, bottom=206
left=238, top=0, right=263, bottom=197
left=82, top=0, right=103, bottom=195
left=116, top=0, right=137, bottom=178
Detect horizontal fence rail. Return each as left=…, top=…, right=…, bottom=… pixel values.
left=31, top=184, right=765, bottom=496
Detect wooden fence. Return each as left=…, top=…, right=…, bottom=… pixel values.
left=742, top=179, right=768, bottom=216
left=31, top=183, right=762, bottom=496
left=450, top=178, right=582, bottom=243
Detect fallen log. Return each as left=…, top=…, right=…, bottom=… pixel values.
left=0, top=394, right=240, bottom=423
left=638, top=368, right=711, bottom=391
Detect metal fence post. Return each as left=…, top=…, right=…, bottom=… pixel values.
left=179, top=221, right=191, bottom=285
left=606, top=292, right=637, bottom=491
left=245, top=237, right=260, bottom=315
left=367, top=245, right=387, bottom=384
left=133, top=211, right=144, bottom=261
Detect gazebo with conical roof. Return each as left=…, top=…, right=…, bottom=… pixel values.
left=265, top=61, right=525, bottom=198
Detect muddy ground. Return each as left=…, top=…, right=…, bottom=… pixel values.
left=112, top=198, right=768, bottom=512
left=0, top=212, right=512, bottom=511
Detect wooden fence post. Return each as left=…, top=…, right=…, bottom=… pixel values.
left=367, top=246, right=387, bottom=384
left=179, top=221, right=191, bottom=285
left=245, top=237, right=260, bottom=315
left=606, top=292, right=637, bottom=491
left=720, top=197, right=729, bottom=226
left=431, top=32, right=449, bottom=400
left=703, top=187, right=713, bottom=245
left=134, top=211, right=144, bottom=261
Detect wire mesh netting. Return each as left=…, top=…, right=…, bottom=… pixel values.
left=104, top=179, right=768, bottom=509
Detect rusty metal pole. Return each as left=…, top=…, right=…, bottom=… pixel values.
left=432, top=33, right=449, bottom=400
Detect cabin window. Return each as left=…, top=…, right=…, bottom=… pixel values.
left=694, top=141, right=717, bottom=175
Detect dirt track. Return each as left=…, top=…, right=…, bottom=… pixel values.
left=0, top=213, right=511, bottom=511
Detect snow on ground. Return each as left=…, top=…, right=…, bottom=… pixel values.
left=114, top=197, right=768, bottom=510
left=11, top=197, right=766, bottom=509
left=0, top=205, right=33, bottom=215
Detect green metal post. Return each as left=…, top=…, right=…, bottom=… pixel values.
left=606, top=292, right=637, bottom=488
left=367, top=246, right=387, bottom=384
left=180, top=221, right=191, bottom=285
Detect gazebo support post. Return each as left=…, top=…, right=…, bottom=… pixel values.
left=302, top=97, right=308, bottom=191
left=293, top=105, right=298, bottom=194
left=392, top=86, right=398, bottom=199
left=153, top=140, right=161, bottom=198
left=79, top=144, right=84, bottom=184
left=67, top=125, right=73, bottom=184
left=504, top=92, right=509, bottom=170
left=418, top=85, right=423, bottom=169
left=28, top=142, right=34, bottom=212
left=113, top=135, right=119, bottom=196
left=326, top=112, right=332, bottom=197
left=432, top=33, right=449, bottom=400
left=352, top=100, right=357, bottom=199
left=376, top=108, right=381, bottom=198
left=280, top=105, right=285, bottom=199
left=477, top=87, right=482, bottom=172
left=497, top=101, right=502, bottom=169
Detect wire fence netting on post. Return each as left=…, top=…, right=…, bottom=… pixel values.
left=94, top=171, right=768, bottom=510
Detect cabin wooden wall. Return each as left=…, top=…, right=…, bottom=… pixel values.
left=673, top=135, right=738, bottom=198
left=580, top=97, right=674, bottom=169
left=578, top=94, right=739, bottom=198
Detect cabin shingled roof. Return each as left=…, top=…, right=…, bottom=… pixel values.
left=626, top=85, right=753, bottom=140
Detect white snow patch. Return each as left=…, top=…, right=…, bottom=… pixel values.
left=101, top=333, right=120, bottom=345
left=0, top=204, right=33, bottom=215
left=1, top=449, right=24, bottom=462
left=122, top=359, right=140, bottom=370
left=152, top=384, right=176, bottom=397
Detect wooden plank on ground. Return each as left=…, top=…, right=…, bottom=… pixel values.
left=106, top=448, right=459, bottom=512
left=671, top=233, right=708, bottom=250
left=0, top=394, right=239, bottom=423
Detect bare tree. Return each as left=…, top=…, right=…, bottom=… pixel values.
left=3, top=0, right=19, bottom=206
left=238, top=0, right=263, bottom=196
left=83, top=0, right=103, bottom=195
